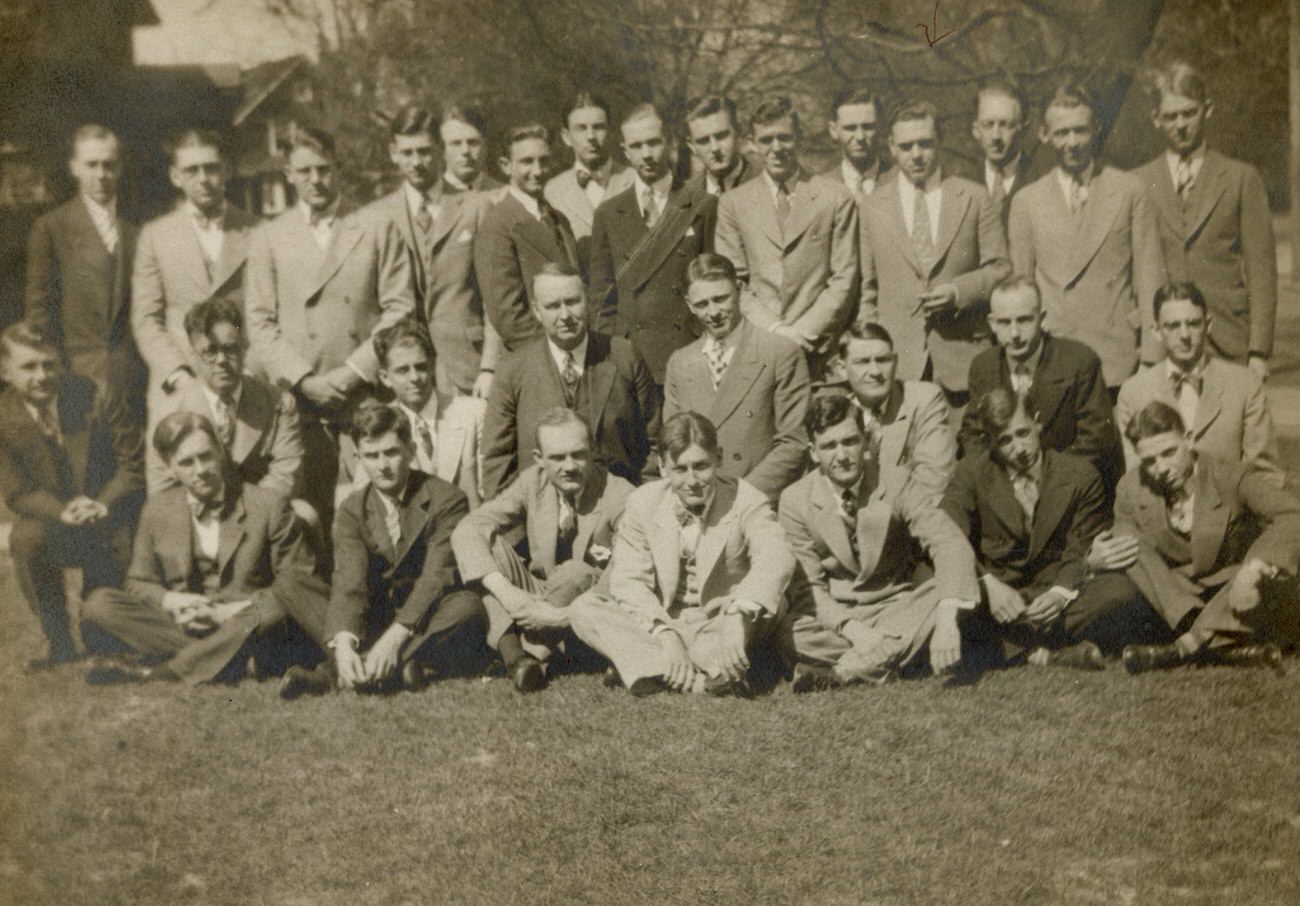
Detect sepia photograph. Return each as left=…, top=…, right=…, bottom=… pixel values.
left=0, top=0, right=1297, bottom=902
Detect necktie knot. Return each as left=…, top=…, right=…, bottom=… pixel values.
left=1172, top=369, right=1202, bottom=396
left=190, top=495, right=221, bottom=523
left=1175, top=157, right=1195, bottom=200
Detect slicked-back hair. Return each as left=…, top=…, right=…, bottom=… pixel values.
left=440, top=102, right=488, bottom=141
left=562, top=92, right=612, bottom=127
left=532, top=261, right=584, bottom=298
left=889, top=98, right=941, bottom=138
left=153, top=411, right=220, bottom=462
left=1041, top=80, right=1096, bottom=119
left=1147, top=61, right=1209, bottom=109
left=286, top=126, right=336, bottom=161
left=659, top=411, right=720, bottom=463
left=390, top=105, right=438, bottom=140
left=166, top=128, right=225, bottom=165
left=504, top=123, right=550, bottom=157
left=684, top=94, right=739, bottom=129
left=533, top=407, right=592, bottom=451
left=836, top=320, right=895, bottom=359
left=184, top=298, right=243, bottom=343
left=1152, top=281, right=1208, bottom=321
left=373, top=318, right=435, bottom=368
left=750, top=95, right=800, bottom=136
left=990, top=274, right=1041, bottom=306
left=1125, top=400, right=1186, bottom=447
left=975, top=386, right=1038, bottom=441
left=620, top=103, right=663, bottom=132
left=805, top=392, right=865, bottom=441
left=70, top=124, right=118, bottom=159
left=686, top=252, right=737, bottom=287
left=831, top=86, right=882, bottom=120
left=350, top=400, right=412, bottom=446
left=0, top=320, right=59, bottom=364
left=975, top=75, right=1027, bottom=120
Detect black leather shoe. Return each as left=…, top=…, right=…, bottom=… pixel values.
left=507, top=656, right=546, bottom=693
left=398, top=659, right=439, bottom=692
left=1044, top=641, right=1106, bottom=671
left=1202, top=643, right=1284, bottom=673
left=279, top=664, right=336, bottom=699
left=601, top=666, right=622, bottom=689
left=704, top=674, right=754, bottom=698
left=791, top=663, right=842, bottom=694
left=86, top=658, right=178, bottom=685
left=1122, top=644, right=1186, bottom=675
left=626, top=676, right=667, bottom=697
left=26, top=650, right=80, bottom=674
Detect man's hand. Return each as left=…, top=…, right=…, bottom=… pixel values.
left=161, top=591, right=210, bottom=621
left=1087, top=530, right=1140, bottom=572
left=59, top=496, right=107, bottom=526
left=207, top=599, right=253, bottom=627
left=1025, top=589, right=1068, bottom=628
left=1228, top=557, right=1279, bottom=613
left=334, top=638, right=367, bottom=690
left=516, top=600, right=569, bottom=632
left=715, top=611, right=751, bottom=683
left=771, top=323, right=815, bottom=351
left=657, top=630, right=700, bottom=692
left=472, top=371, right=494, bottom=399
left=918, top=284, right=958, bottom=319
left=362, top=622, right=410, bottom=684
left=984, top=574, right=1027, bottom=624
left=1248, top=355, right=1270, bottom=383
left=298, top=374, right=348, bottom=408
left=929, top=604, right=962, bottom=674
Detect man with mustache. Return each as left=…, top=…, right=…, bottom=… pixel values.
left=481, top=263, right=657, bottom=497
left=683, top=95, right=757, bottom=197
left=663, top=253, right=809, bottom=501
left=715, top=95, right=859, bottom=376
left=969, top=76, right=1033, bottom=229
left=454, top=408, right=633, bottom=693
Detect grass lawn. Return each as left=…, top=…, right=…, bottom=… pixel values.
left=2, top=566, right=1299, bottom=906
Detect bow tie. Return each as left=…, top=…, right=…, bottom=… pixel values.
left=675, top=503, right=706, bottom=526
left=189, top=496, right=222, bottom=522
left=575, top=169, right=592, bottom=189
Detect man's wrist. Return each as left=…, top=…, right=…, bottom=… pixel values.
left=329, top=631, right=360, bottom=651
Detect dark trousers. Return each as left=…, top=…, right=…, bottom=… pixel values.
left=80, top=566, right=331, bottom=684
left=369, top=588, right=490, bottom=678
left=11, top=517, right=132, bottom=660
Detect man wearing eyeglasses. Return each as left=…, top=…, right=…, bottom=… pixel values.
left=969, top=76, right=1033, bottom=229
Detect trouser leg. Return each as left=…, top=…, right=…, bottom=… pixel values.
left=568, top=593, right=665, bottom=686
left=298, top=415, right=341, bottom=536
left=10, top=519, right=77, bottom=660
left=405, top=589, right=490, bottom=677
left=79, top=587, right=191, bottom=659
left=1061, top=572, right=1162, bottom=655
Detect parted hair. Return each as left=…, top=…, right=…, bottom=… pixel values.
left=836, top=320, right=895, bottom=358
left=975, top=386, right=1038, bottom=441
left=0, top=320, right=59, bottom=363
left=686, top=253, right=737, bottom=286
left=658, top=411, right=720, bottom=462
left=440, top=102, right=488, bottom=139
left=153, top=411, right=220, bottom=462
left=70, top=124, right=118, bottom=158
left=285, top=126, right=336, bottom=161
left=889, top=97, right=941, bottom=137
left=374, top=318, right=435, bottom=368
left=165, top=128, right=225, bottom=165
left=750, top=95, right=800, bottom=136
left=532, top=261, right=584, bottom=298
left=562, top=92, right=612, bottom=126
left=830, top=86, right=882, bottom=119
left=620, top=103, right=662, bottom=131
left=184, top=298, right=243, bottom=342
left=990, top=274, right=1041, bottom=305
left=805, top=392, right=865, bottom=441
left=1147, top=61, right=1208, bottom=109
left=533, top=407, right=592, bottom=450
left=1152, top=281, right=1208, bottom=321
left=976, top=75, right=1027, bottom=119
left=684, top=94, right=738, bottom=129
left=1125, top=400, right=1186, bottom=446
left=390, top=105, right=438, bottom=139
left=1041, top=80, right=1096, bottom=118
left=350, top=400, right=412, bottom=446
left=504, top=123, right=550, bottom=154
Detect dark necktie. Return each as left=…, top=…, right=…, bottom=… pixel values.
left=912, top=186, right=936, bottom=274
left=561, top=351, right=580, bottom=407
left=538, top=201, right=573, bottom=265
left=990, top=171, right=1007, bottom=210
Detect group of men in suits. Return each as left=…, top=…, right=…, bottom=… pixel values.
left=5, top=58, right=1295, bottom=696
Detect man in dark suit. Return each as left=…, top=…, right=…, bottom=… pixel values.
left=245, top=127, right=416, bottom=526
left=364, top=105, right=501, bottom=399
left=825, top=87, right=884, bottom=200
left=25, top=124, right=144, bottom=416
left=683, top=95, right=758, bottom=197
left=663, top=254, right=809, bottom=500
left=969, top=76, right=1033, bottom=228
left=454, top=408, right=634, bottom=692
left=475, top=123, right=581, bottom=352
left=589, top=104, right=717, bottom=385
left=80, top=412, right=328, bottom=686
left=961, top=276, right=1121, bottom=490
left=1009, top=81, right=1166, bottom=389
left=482, top=263, right=657, bottom=497
left=132, top=129, right=258, bottom=442
left=281, top=402, right=488, bottom=696
left=0, top=322, right=143, bottom=669
left=1115, top=402, right=1298, bottom=673
left=149, top=299, right=303, bottom=502
left=859, top=98, right=1010, bottom=407
left=1136, top=62, right=1277, bottom=380
left=942, top=388, right=1153, bottom=668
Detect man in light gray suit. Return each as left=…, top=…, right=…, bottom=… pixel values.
left=245, top=127, right=416, bottom=525
left=544, top=93, right=635, bottom=247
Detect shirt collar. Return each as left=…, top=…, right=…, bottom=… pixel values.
left=22, top=393, right=58, bottom=425
left=200, top=379, right=243, bottom=410
left=81, top=194, right=117, bottom=220
left=899, top=168, right=942, bottom=201
left=442, top=169, right=477, bottom=192
left=1055, top=162, right=1094, bottom=192
left=300, top=196, right=340, bottom=227
left=186, top=200, right=225, bottom=227
left=709, top=157, right=745, bottom=194
left=1007, top=450, right=1043, bottom=484
left=675, top=484, right=718, bottom=523
left=509, top=184, right=542, bottom=219
left=634, top=170, right=673, bottom=200
left=1166, top=144, right=1205, bottom=168
left=575, top=158, right=612, bottom=186
left=762, top=168, right=799, bottom=200
left=985, top=157, right=1018, bottom=188
left=548, top=335, right=588, bottom=372
left=403, top=180, right=439, bottom=211
left=702, top=319, right=742, bottom=353
left=1006, top=335, right=1046, bottom=373
left=1166, top=354, right=1207, bottom=382
left=842, top=157, right=879, bottom=191
left=186, top=482, right=227, bottom=519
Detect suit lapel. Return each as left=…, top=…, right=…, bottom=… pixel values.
left=211, top=206, right=254, bottom=292
left=651, top=491, right=681, bottom=609
left=530, top=478, right=560, bottom=576
left=779, top=173, right=820, bottom=249
left=1027, top=454, right=1068, bottom=558
left=1067, top=170, right=1124, bottom=284
left=707, top=323, right=764, bottom=427
left=581, top=335, right=617, bottom=429
left=1147, top=158, right=1186, bottom=237
left=571, top=471, right=606, bottom=564
left=854, top=476, right=893, bottom=579
left=428, top=190, right=464, bottom=252
left=1184, top=152, right=1228, bottom=242
left=229, top=381, right=267, bottom=467
left=1030, top=337, right=1070, bottom=430
left=693, top=482, right=738, bottom=596
left=429, top=392, right=464, bottom=483
left=56, top=389, right=92, bottom=491
left=877, top=179, right=923, bottom=276
left=876, top=383, right=911, bottom=470
left=811, top=475, right=858, bottom=575
left=1189, top=465, right=1228, bottom=575
left=1192, top=360, right=1224, bottom=439
left=364, top=487, right=397, bottom=564
left=985, top=458, right=1029, bottom=542
left=1132, top=483, right=1191, bottom=564
left=621, top=186, right=697, bottom=291
left=743, top=181, right=784, bottom=250
left=313, top=206, right=366, bottom=295
left=394, top=479, right=434, bottom=567
left=931, top=179, right=970, bottom=271
left=216, top=493, right=247, bottom=580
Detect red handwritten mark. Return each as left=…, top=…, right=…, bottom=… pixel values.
left=916, top=1, right=954, bottom=47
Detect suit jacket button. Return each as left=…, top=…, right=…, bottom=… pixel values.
left=733, top=452, right=742, bottom=461
left=745, top=410, right=753, bottom=417
left=307, top=332, right=318, bottom=340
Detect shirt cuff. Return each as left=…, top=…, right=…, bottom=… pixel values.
left=650, top=622, right=677, bottom=639
left=937, top=596, right=977, bottom=612
left=726, top=599, right=765, bottom=618
left=1049, top=586, right=1080, bottom=604
left=328, top=631, right=360, bottom=650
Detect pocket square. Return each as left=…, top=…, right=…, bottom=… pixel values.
left=457, top=229, right=474, bottom=243
left=685, top=226, right=696, bottom=238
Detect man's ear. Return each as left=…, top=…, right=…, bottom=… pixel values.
left=376, top=368, right=393, bottom=390
left=531, top=447, right=544, bottom=468
left=498, top=156, right=512, bottom=178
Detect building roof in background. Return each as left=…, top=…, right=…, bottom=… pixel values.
left=134, top=0, right=318, bottom=68
left=234, top=56, right=310, bottom=127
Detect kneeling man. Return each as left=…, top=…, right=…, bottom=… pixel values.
left=780, top=393, right=978, bottom=689
left=453, top=408, right=633, bottom=692
left=1116, top=402, right=1299, bottom=673
left=82, top=412, right=327, bottom=685
left=569, top=411, right=795, bottom=696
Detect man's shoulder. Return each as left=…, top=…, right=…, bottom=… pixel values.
left=1045, top=335, right=1103, bottom=373
left=480, top=190, right=525, bottom=229
left=1043, top=449, right=1102, bottom=492
left=238, top=482, right=290, bottom=519
left=359, top=187, right=406, bottom=222
left=418, top=471, right=468, bottom=507
left=742, top=319, right=801, bottom=360
left=778, top=469, right=819, bottom=512
left=140, top=484, right=190, bottom=522
left=804, top=171, right=852, bottom=204
left=941, top=173, right=987, bottom=197
left=625, top=477, right=672, bottom=515
left=33, top=197, right=82, bottom=230
left=544, top=169, right=578, bottom=200
left=241, top=374, right=294, bottom=416
left=1096, top=165, right=1146, bottom=197
left=900, top=379, right=947, bottom=410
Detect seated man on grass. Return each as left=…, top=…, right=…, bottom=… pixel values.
left=453, top=407, right=633, bottom=693
left=1116, top=401, right=1299, bottom=674
left=569, top=411, right=795, bottom=696
left=780, top=392, right=979, bottom=691
left=81, top=411, right=328, bottom=686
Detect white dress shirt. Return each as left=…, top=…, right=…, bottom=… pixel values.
left=547, top=336, right=588, bottom=381
left=634, top=171, right=673, bottom=224
left=898, top=172, right=942, bottom=244
left=300, top=198, right=340, bottom=252
left=1055, top=163, right=1094, bottom=212
left=403, top=181, right=442, bottom=228
left=508, top=185, right=543, bottom=220
left=187, top=490, right=223, bottom=560
left=842, top=158, right=879, bottom=197
left=985, top=159, right=1018, bottom=198
left=187, top=201, right=226, bottom=267
left=83, top=195, right=119, bottom=253
left=398, top=402, right=439, bottom=475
